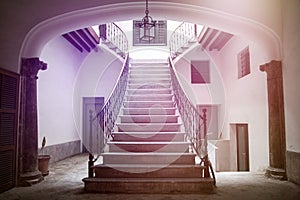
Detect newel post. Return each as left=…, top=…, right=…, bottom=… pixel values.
left=202, top=108, right=210, bottom=178
left=19, top=57, right=47, bottom=185
left=260, top=60, right=286, bottom=179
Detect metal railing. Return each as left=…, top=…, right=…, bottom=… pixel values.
left=100, top=23, right=129, bottom=57
left=169, top=57, right=215, bottom=183
left=88, top=54, right=129, bottom=156
left=169, top=22, right=198, bottom=58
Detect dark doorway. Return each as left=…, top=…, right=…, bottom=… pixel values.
left=236, top=124, right=249, bottom=171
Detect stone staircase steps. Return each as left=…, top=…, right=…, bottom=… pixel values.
left=128, top=83, right=171, bottom=89
left=129, top=74, right=170, bottom=79
left=93, top=164, right=204, bottom=178
left=102, top=152, right=196, bottom=165
left=130, top=69, right=170, bottom=74
left=126, top=94, right=173, bottom=101
left=123, top=101, right=174, bottom=108
left=119, top=115, right=179, bottom=123
left=83, top=59, right=215, bottom=194
left=107, top=141, right=190, bottom=152
left=83, top=177, right=215, bottom=194
left=122, top=107, right=176, bottom=115
left=127, top=88, right=172, bottom=95
left=117, top=123, right=182, bottom=132
left=112, top=132, right=185, bottom=142
left=128, top=78, right=171, bottom=84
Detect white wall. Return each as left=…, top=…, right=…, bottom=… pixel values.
left=282, top=0, right=300, bottom=153
left=212, top=36, right=269, bottom=171
left=38, top=36, right=123, bottom=148
left=72, top=46, right=123, bottom=143
left=174, top=45, right=226, bottom=139
left=38, top=36, right=88, bottom=147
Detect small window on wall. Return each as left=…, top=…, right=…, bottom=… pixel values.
left=237, top=46, right=250, bottom=79
left=191, top=60, right=210, bottom=84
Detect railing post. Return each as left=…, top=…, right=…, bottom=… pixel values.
left=88, top=153, right=94, bottom=178
left=203, top=108, right=210, bottom=178
left=99, top=24, right=107, bottom=40
left=99, top=109, right=104, bottom=153
left=194, top=24, right=197, bottom=39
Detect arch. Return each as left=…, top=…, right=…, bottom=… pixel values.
left=20, top=2, right=282, bottom=64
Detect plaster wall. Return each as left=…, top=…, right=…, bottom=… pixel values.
left=282, top=0, right=300, bottom=184
left=212, top=36, right=269, bottom=172
left=72, top=46, right=123, bottom=144
left=38, top=36, right=88, bottom=147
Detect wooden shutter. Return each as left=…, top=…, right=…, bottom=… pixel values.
left=0, top=68, right=19, bottom=193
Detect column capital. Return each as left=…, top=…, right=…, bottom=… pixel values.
left=259, top=60, right=282, bottom=80
left=21, top=57, right=47, bottom=79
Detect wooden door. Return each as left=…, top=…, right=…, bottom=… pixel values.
left=236, top=124, right=249, bottom=171
left=82, top=97, right=104, bottom=154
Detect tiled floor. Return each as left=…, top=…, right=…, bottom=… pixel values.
left=1, top=154, right=299, bottom=200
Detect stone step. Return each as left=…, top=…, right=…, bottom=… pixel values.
left=122, top=107, right=176, bottom=115
left=128, top=78, right=171, bottom=84
left=102, top=152, right=196, bottom=165
left=92, top=164, right=204, bottom=178
left=116, top=123, right=182, bottom=132
left=119, top=115, right=179, bottom=123
left=112, top=132, right=185, bottom=142
left=126, top=94, right=173, bottom=101
left=123, top=101, right=174, bottom=108
left=129, top=69, right=170, bottom=74
left=127, top=88, right=172, bottom=95
left=128, top=83, right=171, bottom=89
left=108, top=141, right=190, bottom=153
left=83, top=177, right=215, bottom=193
left=129, top=74, right=170, bottom=79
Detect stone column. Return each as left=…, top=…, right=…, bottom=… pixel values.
left=260, top=60, right=286, bottom=179
left=19, top=57, right=47, bottom=186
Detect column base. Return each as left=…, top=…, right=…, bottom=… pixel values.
left=266, top=166, right=287, bottom=180
left=19, top=170, right=44, bottom=186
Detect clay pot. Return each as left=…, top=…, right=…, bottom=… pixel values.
left=38, top=155, right=51, bottom=176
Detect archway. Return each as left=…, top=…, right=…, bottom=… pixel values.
left=18, top=1, right=282, bottom=185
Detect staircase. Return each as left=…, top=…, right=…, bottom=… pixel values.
left=83, top=59, right=215, bottom=193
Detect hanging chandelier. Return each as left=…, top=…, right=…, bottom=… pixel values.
left=136, top=0, right=156, bottom=42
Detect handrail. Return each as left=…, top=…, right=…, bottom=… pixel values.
left=100, top=23, right=128, bottom=57
left=169, top=57, right=215, bottom=182
left=90, top=54, right=130, bottom=154
left=169, top=22, right=197, bottom=58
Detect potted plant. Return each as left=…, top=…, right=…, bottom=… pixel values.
left=38, top=136, right=51, bottom=176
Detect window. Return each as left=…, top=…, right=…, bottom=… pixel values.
left=191, top=60, right=210, bottom=84
left=237, top=46, right=250, bottom=79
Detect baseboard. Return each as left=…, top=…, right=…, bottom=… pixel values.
left=38, top=140, right=81, bottom=163
left=286, top=150, right=300, bottom=184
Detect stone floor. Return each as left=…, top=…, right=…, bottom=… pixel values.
left=1, top=154, right=299, bottom=200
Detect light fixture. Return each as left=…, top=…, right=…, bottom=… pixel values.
left=136, top=0, right=156, bottom=42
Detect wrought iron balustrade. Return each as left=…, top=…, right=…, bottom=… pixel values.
left=169, top=22, right=198, bottom=58
left=100, top=23, right=129, bottom=57
left=88, top=54, right=129, bottom=157
left=168, top=57, right=215, bottom=183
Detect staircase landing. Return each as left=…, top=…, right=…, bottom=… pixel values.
left=83, top=59, right=215, bottom=193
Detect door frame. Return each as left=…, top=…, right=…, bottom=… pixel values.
left=236, top=123, right=250, bottom=171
